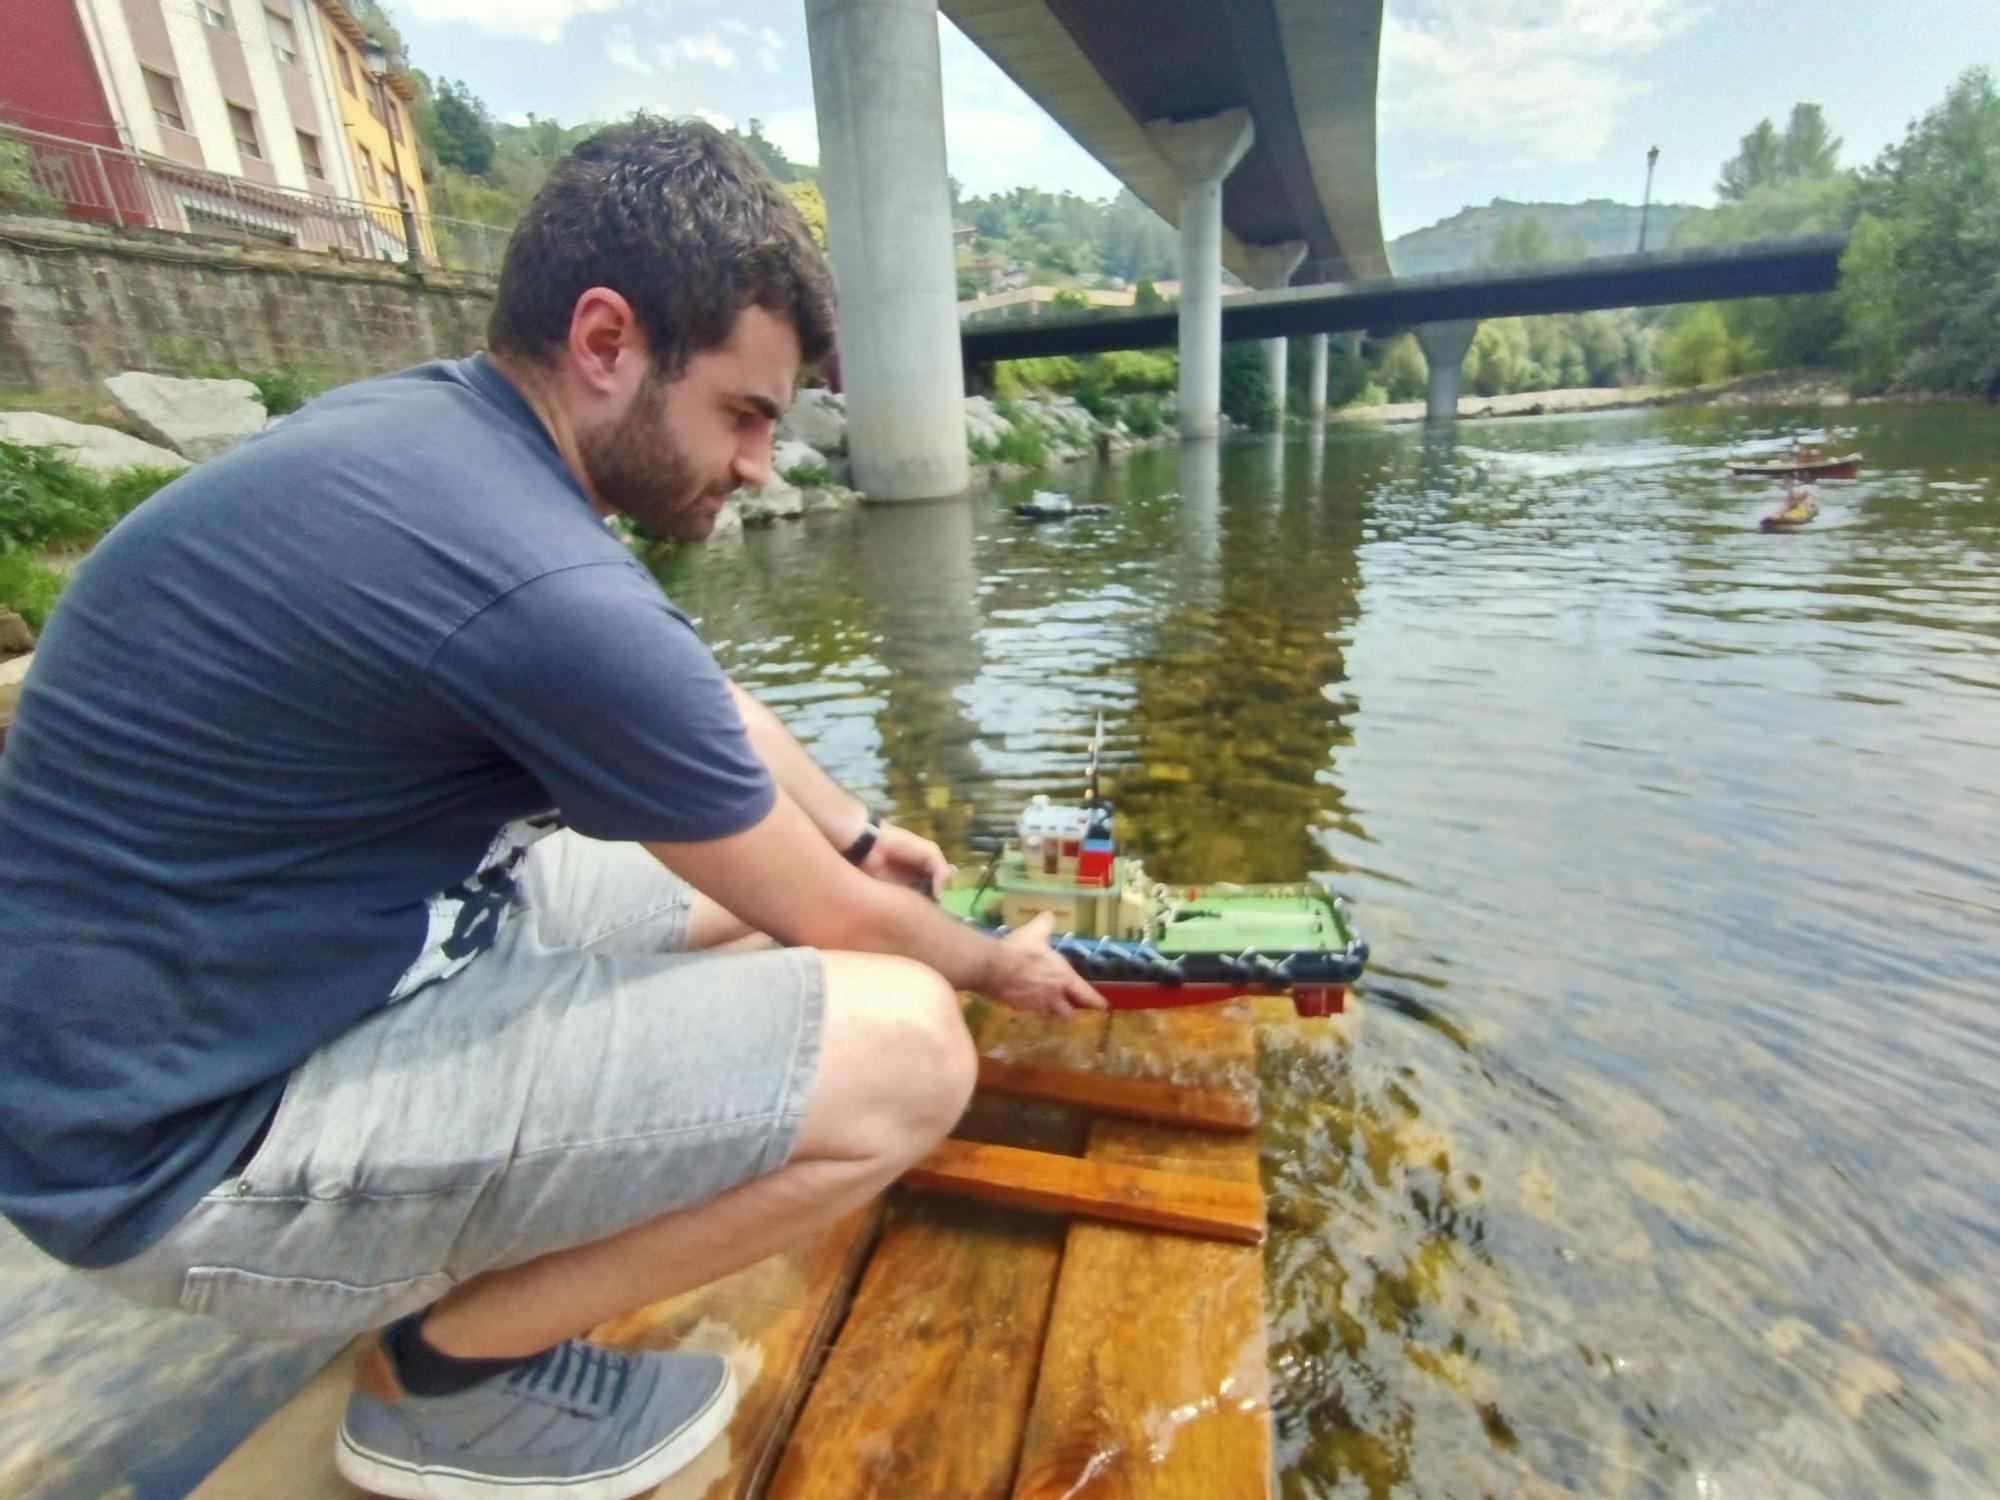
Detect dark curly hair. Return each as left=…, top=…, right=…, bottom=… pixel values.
left=488, top=117, right=836, bottom=375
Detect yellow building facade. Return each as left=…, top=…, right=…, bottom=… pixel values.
left=310, top=0, right=429, bottom=240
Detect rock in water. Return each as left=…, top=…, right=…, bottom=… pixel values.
left=776, top=387, right=846, bottom=455
left=103, top=372, right=267, bottom=463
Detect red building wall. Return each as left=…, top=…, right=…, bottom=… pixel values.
left=0, top=0, right=155, bottom=226
left=0, top=0, right=120, bottom=147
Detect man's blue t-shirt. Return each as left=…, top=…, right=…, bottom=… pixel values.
left=0, top=356, right=775, bottom=1268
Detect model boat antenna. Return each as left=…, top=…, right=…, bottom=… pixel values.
left=1086, top=712, right=1104, bottom=807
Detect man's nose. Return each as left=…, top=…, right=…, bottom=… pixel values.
left=733, top=439, right=771, bottom=492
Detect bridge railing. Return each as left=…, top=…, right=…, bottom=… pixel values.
left=0, top=121, right=511, bottom=276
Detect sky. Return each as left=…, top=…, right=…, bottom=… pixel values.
left=381, top=0, right=2000, bottom=241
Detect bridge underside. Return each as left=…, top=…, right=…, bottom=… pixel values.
left=960, top=236, right=1850, bottom=364
left=942, top=0, right=1388, bottom=282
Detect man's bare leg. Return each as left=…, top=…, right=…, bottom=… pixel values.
left=415, top=950, right=975, bottom=1358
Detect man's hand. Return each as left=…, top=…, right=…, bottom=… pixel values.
left=982, top=912, right=1108, bottom=1020
left=857, top=820, right=953, bottom=896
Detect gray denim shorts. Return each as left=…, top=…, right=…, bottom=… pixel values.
left=84, top=831, right=825, bottom=1343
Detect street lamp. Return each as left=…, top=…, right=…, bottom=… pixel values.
left=359, top=35, right=422, bottom=267
left=1637, top=145, right=1660, bottom=253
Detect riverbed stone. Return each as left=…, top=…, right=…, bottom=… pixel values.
left=739, top=475, right=804, bottom=520
left=0, top=612, right=34, bottom=654
left=102, top=372, right=267, bottom=463
left=802, top=483, right=862, bottom=513
left=707, top=499, right=746, bottom=542
left=0, top=412, right=191, bottom=480
left=772, top=438, right=829, bottom=482
left=964, top=395, right=1011, bottom=448
left=776, top=387, right=845, bottom=455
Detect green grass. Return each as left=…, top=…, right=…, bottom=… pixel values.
left=780, top=459, right=831, bottom=488
left=0, top=551, right=67, bottom=632
left=0, top=441, right=182, bottom=632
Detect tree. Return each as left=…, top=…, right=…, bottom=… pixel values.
left=1839, top=68, right=2000, bottom=393
left=1220, top=341, right=1275, bottom=429
left=1134, top=278, right=1163, bottom=307
left=1780, top=103, right=1842, bottom=182
left=430, top=80, right=494, bottom=176
left=1717, top=118, right=1785, bottom=200
left=732, top=119, right=794, bottom=183
left=1481, top=216, right=1560, bottom=266
left=1376, top=334, right=1427, bottom=403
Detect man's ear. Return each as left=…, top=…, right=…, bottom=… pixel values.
left=566, top=288, right=641, bottom=396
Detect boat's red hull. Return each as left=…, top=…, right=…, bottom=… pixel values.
left=1098, top=980, right=1347, bottom=1016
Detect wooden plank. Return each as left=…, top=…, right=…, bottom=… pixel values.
left=594, top=1209, right=878, bottom=1500
left=976, top=1056, right=1256, bottom=1134
left=189, top=1211, right=876, bottom=1500
left=763, top=1008, right=1098, bottom=1499
left=762, top=1200, right=1061, bottom=1500
left=905, top=1138, right=1263, bottom=1246
left=1010, top=1003, right=1274, bottom=1499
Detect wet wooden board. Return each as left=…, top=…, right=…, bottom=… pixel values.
left=594, top=1209, right=879, bottom=1500
left=762, top=1199, right=1062, bottom=1500
left=764, top=1009, right=1101, bottom=1500
left=975, top=1056, right=1256, bottom=1133
left=189, top=1210, right=877, bottom=1500
left=1009, top=1003, right=1274, bottom=1500
left=905, top=1138, right=1264, bottom=1245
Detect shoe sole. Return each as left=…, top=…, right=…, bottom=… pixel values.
left=333, top=1363, right=738, bottom=1500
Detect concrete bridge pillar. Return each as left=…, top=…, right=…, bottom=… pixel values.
left=805, top=0, right=967, bottom=500
left=1144, top=108, right=1254, bottom=439
left=1416, top=320, right=1479, bottom=424
left=1308, top=333, right=1330, bottom=422
left=1243, top=239, right=1306, bottom=423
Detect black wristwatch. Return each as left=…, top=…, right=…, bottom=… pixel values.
left=841, top=814, right=880, bottom=865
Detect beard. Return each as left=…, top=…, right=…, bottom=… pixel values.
left=577, top=370, right=730, bottom=542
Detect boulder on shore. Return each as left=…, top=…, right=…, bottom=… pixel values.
left=0, top=612, right=34, bottom=655
left=776, top=387, right=846, bottom=455
left=771, top=437, right=828, bottom=481
left=0, top=412, right=191, bottom=480
left=103, top=372, right=267, bottom=463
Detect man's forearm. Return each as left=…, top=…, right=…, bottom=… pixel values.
left=792, top=871, right=1009, bottom=995
left=727, top=681, right=869, bottom=849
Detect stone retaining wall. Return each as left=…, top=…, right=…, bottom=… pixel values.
left=0, top=216, right=496, bottom=392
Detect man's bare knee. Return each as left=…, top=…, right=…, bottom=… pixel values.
left=798, top=953, right=976, bottom=1164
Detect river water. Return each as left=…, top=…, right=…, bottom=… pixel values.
left=654, top=402, right=1999, bottom=1500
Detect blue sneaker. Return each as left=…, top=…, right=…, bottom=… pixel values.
left=335, top=1334, right=736, bottom=1500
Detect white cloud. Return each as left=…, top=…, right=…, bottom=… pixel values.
left=394, top=0, right=628, bottom=45
left=689, top=107, right=734, bottom=131
left=605, top=23, right=653, bottom=74
left=668, top=27, right=739, bottom=69
left=1383, top=0, right=1705, bottom=166
left=936, top=20, right=1119, bottom=198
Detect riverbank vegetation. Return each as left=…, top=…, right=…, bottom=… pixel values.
left=1662, top=70, right=1998, bottom=397
left=0, top=442, right=178, bottom=630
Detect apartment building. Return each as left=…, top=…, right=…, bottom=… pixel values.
left=311, top=0, right=429, bottom=227
left=2, top=0, right=429, bottom=252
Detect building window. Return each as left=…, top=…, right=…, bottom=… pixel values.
left=358, top=145, right=377, bottom=193
left=198, top=3, right=232, bottom=32
left=296, top=130, right=324, bottom=178
left=385, top=168, right=401, bottom=204
left=266, top=11, right=298, bottom=64
left=228, top=104, right=262, bottom=160
left=387, top=99, right=403, bottom=143
left=142, top=69, right=186, bottom=132
left=336, top=44, right=355, bottom=94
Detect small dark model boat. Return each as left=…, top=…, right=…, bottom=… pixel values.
left=1014, top=490, right=1111, bottom=522
left=1760, top=489, right=1819, bottom=531
left=941, top=720, right=1367, bottom=1016
left=1727, top=451, right=1860, bottom=480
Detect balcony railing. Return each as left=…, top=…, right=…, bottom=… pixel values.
left=0, top=121, right=512, bottom=277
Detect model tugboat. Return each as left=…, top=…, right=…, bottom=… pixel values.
left=1013, top=490, right=1111, bottom=522
left=941, top=721, right=1368, bottom=1016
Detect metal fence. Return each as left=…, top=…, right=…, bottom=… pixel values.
left=0, top=121, right=511, bottom=276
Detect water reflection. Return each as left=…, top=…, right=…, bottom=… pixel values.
left=652, top=403, right=2000, bottom=1499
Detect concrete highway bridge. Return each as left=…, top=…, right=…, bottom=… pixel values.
left=803, top=1, right=1840, bottom=497
left=963, top=234, right=1851, bottom=419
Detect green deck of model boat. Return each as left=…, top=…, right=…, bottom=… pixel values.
left=940, top=880, right=1354, bottom=953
